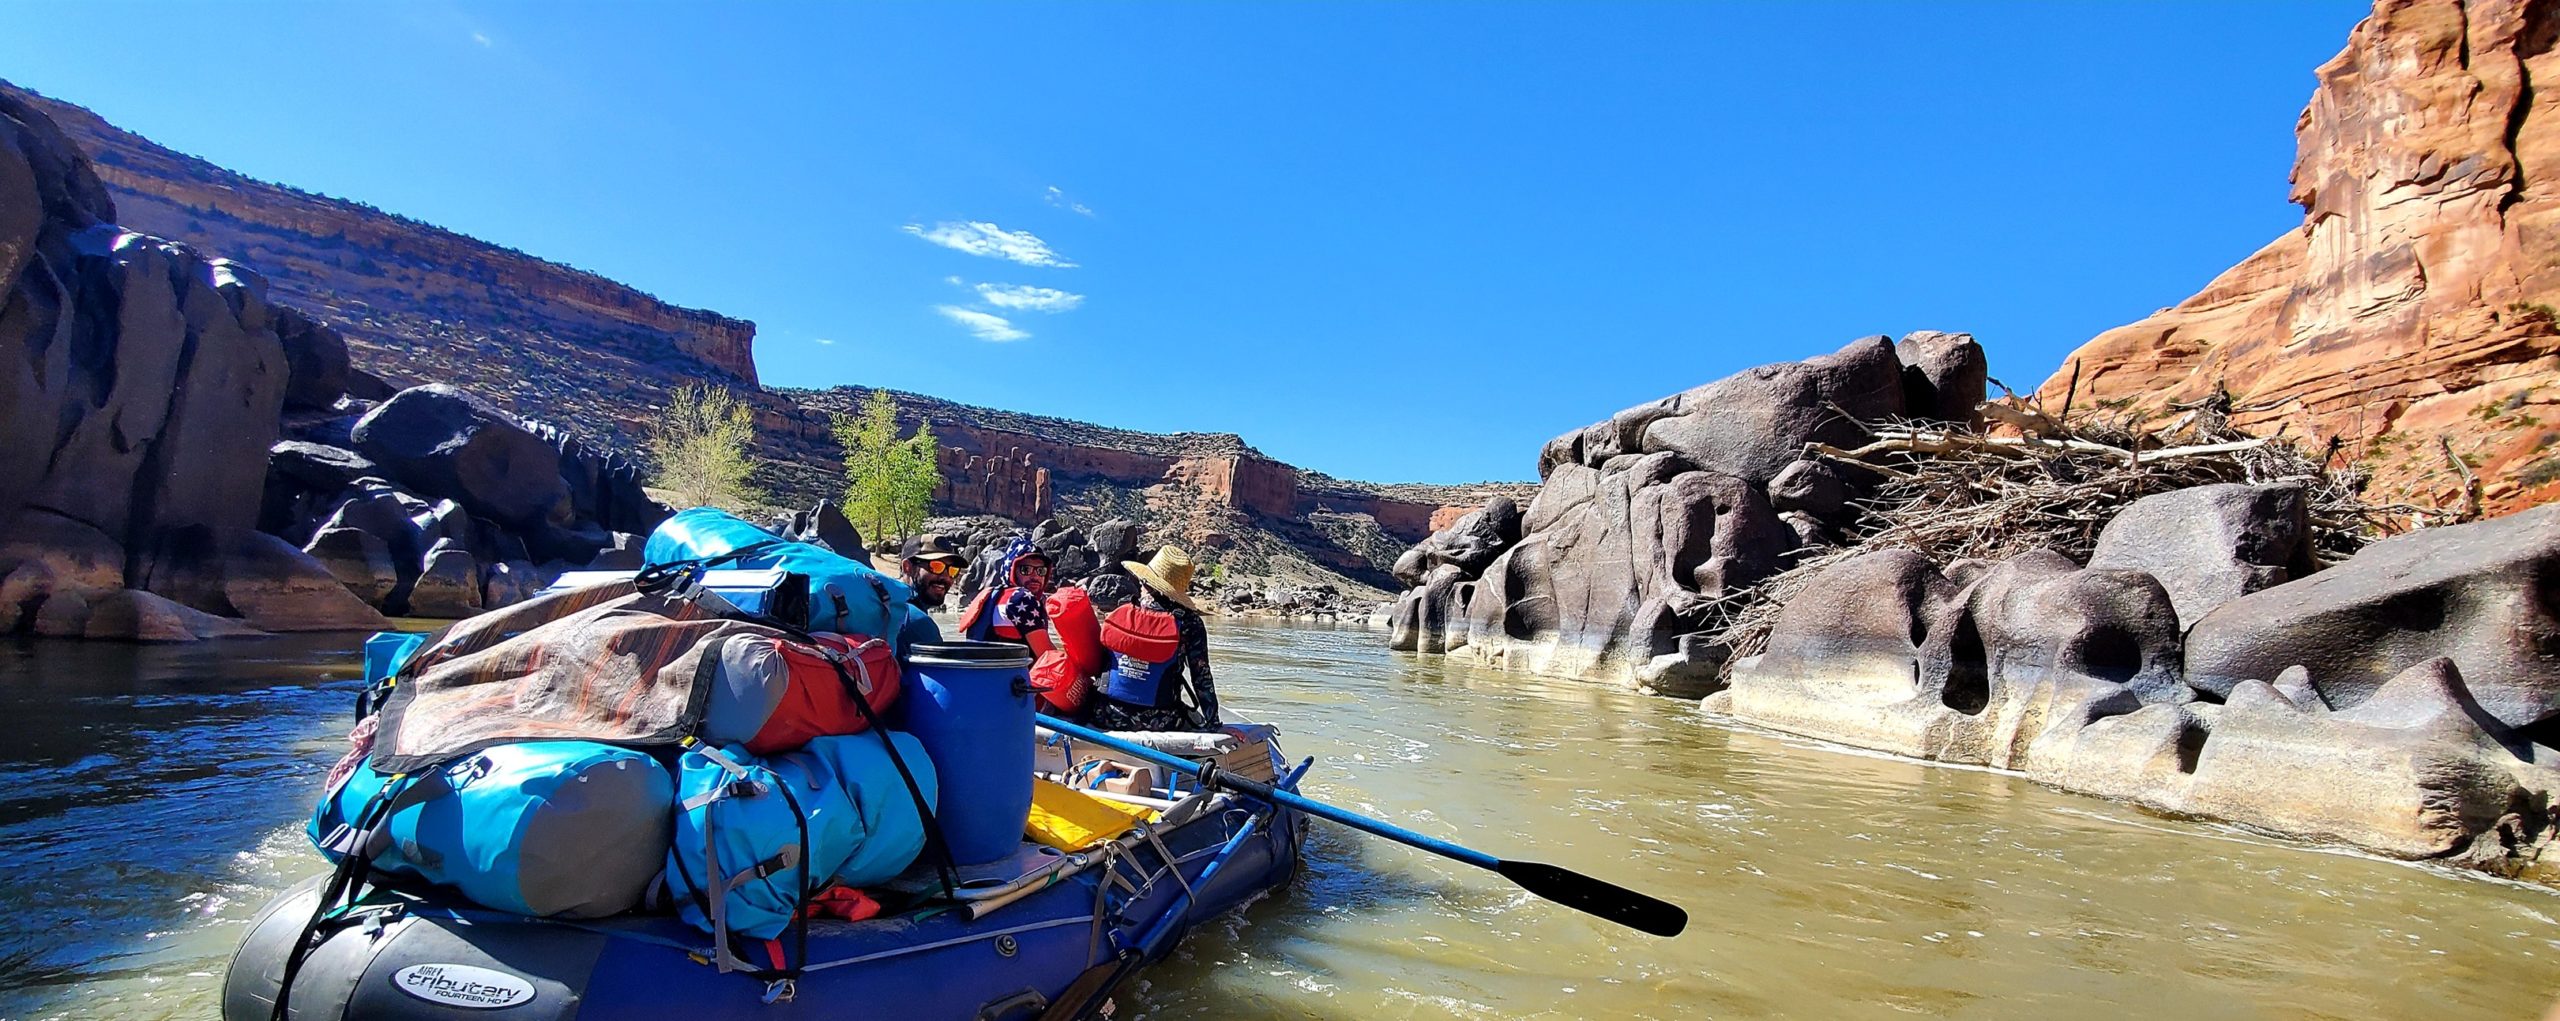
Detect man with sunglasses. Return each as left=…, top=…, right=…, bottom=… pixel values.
left=892, top=533, right=970, bottom=647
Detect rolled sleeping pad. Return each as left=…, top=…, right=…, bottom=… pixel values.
left=643, top=508, right=914, bottom=643
left=894, top=641, right=1036, bottom=866
left=310, top=741, right=674, bottom=918
left=697, top=631, right=903, bottom=756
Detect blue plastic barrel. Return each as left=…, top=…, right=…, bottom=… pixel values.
left=896, top=641, right=1036, bottom=865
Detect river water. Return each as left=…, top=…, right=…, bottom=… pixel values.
left=4, top=619, right=2558, bottom=1020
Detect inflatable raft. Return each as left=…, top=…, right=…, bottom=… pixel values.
left=224, top=726, right=1306, bottom=1021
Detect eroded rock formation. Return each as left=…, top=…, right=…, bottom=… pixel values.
left=2041, top=0, right=2560, bottom=514
left=1390, top=333, right=1985, bottom=696
left=1713, top=504, right=2560, bottom=873
left=1, top=90, right=667, bottom=637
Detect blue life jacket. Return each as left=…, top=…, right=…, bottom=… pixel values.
left=1103, top=650, right=1180, bottom=708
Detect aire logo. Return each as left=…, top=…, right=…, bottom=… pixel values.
left=391, top=963, right=537, bottom=1009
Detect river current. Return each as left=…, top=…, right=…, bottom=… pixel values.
left=3, top=619, right=2556, bottom=1019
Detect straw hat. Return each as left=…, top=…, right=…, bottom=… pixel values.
left=1122, top=545, right=1200, bottom=611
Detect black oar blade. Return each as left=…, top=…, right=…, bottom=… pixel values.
left=1493, top=859, right=1688, bottom=937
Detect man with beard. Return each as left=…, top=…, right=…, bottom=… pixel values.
left=892, top=533, right=968, bottom=647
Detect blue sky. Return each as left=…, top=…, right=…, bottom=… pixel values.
left=1, top=2, right=2368, bottom=483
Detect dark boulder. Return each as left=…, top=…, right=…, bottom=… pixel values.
left=1766, top=459, right=1851, bottom=519
left=1090, top=519, right=1141, bottom=566
left=353, top=385, right=569, bottom=529
left=1050, top=544, right=1098, bottom=580
left=272, top=305, right=351, bottom=411
left=343, top=367, right=398, bottom=402
left=1541, top=335, right=1905, bottom=486
left=1081, top=571, right=1138, bottom=611
left=1894, top=330, right=1988, bottom=426
left=137, top=525, right=389, bottom=632
left=408, top=539, right=484, bottom=618
left=2184, top=504, right=2560, bottom=735
left=80, top=588, right=261, bottom=642
left=808, top=500, right=866, bottom=560
left=269, top=441, right=381, bottom=493
left=303, top=526, right=398, bottom=608
left=1407, top=496, right=1522, bottom=579
left=2086, top=482, right=2313, bottom=626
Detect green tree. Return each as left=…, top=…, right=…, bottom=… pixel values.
left=648, top=383, right=765, bottom=511
left=834, top=391, right=942, bottom=541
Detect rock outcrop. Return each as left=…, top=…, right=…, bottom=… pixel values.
left=2039, top=0, right=2560, bottom=515
left=0, top=88, right=386, bottom=638
left=1390, top=333, right=1986, bottom=695
left=0, top=88, right=666, bottom=637
left=1709, top=504, right=2560, bottom=876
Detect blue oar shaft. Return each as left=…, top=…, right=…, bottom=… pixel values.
left=1036, top=715, right=1499, bottom=871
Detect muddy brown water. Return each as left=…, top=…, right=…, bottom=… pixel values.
left=3, top=619, right=2557, bottom=1019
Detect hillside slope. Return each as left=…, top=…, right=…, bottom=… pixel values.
left=5, top=81, right=1514, bottom=594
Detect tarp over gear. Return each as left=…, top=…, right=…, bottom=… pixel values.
left=371, top=581, right=814, bottom=773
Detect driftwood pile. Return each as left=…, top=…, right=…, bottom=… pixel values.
left=1707, top=390, right=2430, bottom=664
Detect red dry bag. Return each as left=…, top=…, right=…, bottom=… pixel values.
left=1049, top=587, right=1108, bottom=678
left=703, top=632, right=902, bottom=755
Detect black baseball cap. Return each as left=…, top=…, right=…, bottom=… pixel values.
left=902, top=533, right=966, bottom=562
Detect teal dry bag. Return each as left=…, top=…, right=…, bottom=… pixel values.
left=662, top=732, right=938, bottom=943
left=643, top=508, right=915, bottom=644
left=309, top=740, right=675, bottom=918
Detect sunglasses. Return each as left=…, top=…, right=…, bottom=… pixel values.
left=913, top=558, right=960, bottom=577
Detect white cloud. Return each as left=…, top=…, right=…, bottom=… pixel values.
left=1044, top=186, right=1094, bottom=217
left=935, top=305, right=1030, bottom=342
left=974, top=283, right=1083, bottom=313
left=902, top=221, right=1075, bottom=267
left=470, top=30, right=492, bottom=47
left=812, top=337, right=837, bottom=346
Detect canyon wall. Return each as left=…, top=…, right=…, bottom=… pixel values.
left=2041, top=0, right=2560, bottom=515
left=6, top=81, right=1489, bottom=591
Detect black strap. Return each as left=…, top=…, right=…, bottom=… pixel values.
left=633, top=539, right=791, bottom=595
left=273, top=771, right=410, bottom=1021
left=645, top=553, right=958, bottom=901
left=824, top=640, right=962, bottom=901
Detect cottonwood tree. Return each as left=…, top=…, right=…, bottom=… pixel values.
left=649, top=383, right=765, bottom=511
left=835, top=391, right=941, bottom=542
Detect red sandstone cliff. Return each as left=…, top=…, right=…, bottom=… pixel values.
left=2040, top=0, right=2560, bottom=515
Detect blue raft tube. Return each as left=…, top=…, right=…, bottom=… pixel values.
left=223, top=636, right=1307, bottom=1021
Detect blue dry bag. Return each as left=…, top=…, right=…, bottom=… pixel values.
left=644, top=508, right=914, bottom=644
left=663, top=732, right=938, bottom=942
left=310, top=741, right=675, bottom=918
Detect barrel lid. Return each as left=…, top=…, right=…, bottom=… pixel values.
left=907, top=640, right=1033, bottom=668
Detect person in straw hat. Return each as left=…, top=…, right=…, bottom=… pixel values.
left=1090, top=545, right=1222, bottom=732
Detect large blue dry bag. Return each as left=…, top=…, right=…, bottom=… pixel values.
left=644, top=508, right=914, bottom=643
left=664, top=732, right=937, bottom=941
left=310, top=741, right=675, bottom=918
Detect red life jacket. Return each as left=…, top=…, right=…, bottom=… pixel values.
left=1100, top=606, right=1184, bottom=708
left=1100, top=605, right=1181, bottom=661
